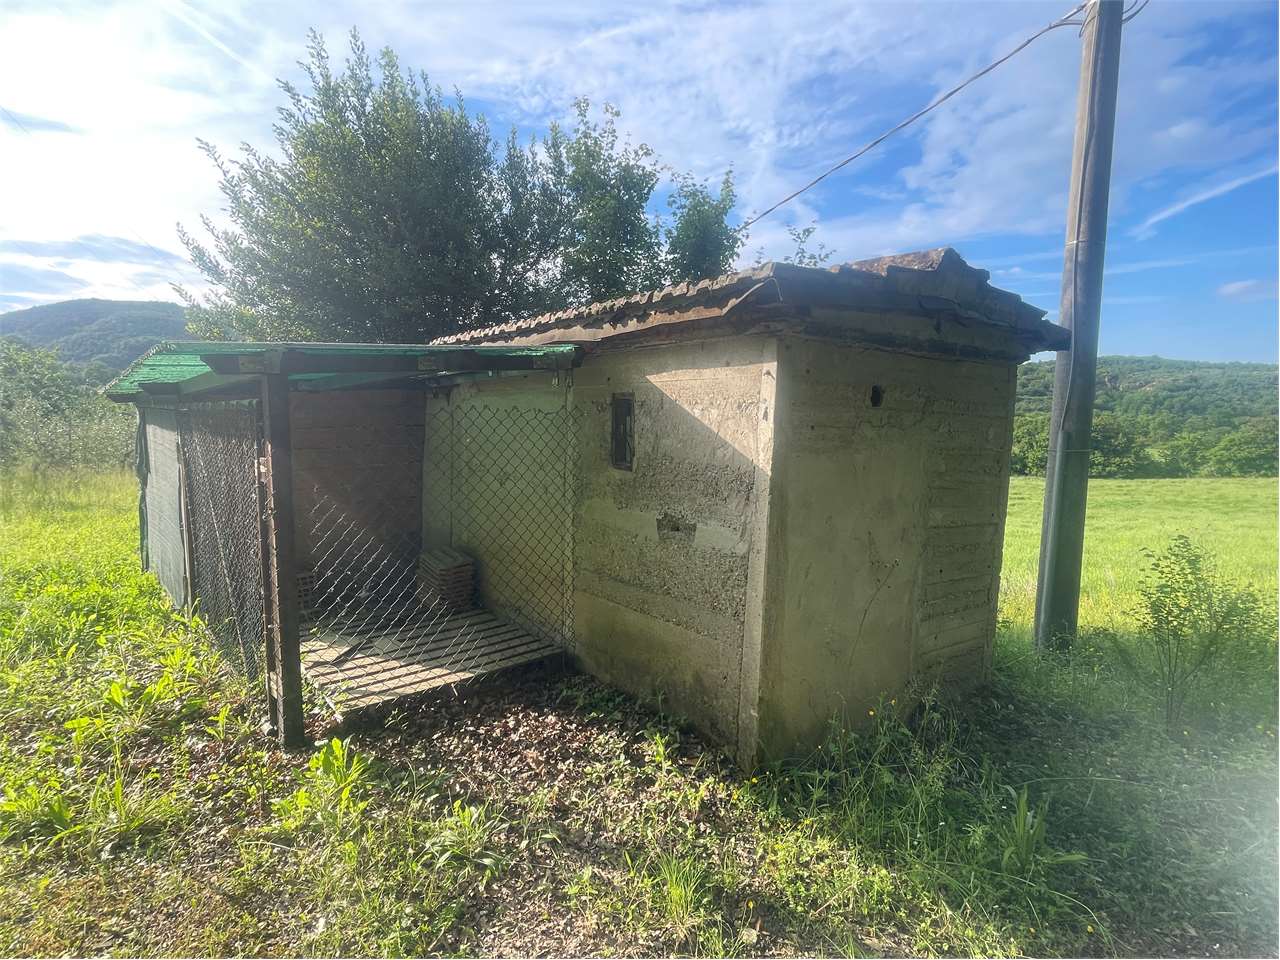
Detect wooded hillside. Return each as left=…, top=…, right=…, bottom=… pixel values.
left=1014, top=356, right=1278, bottom=477
left=0, top=299, right=186, bottom=376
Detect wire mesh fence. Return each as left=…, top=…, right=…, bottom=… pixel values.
left=424, top=400, right=580, bottom=647
left=297, top=396, right=579, bottom=713
left=178, top=400, right=266, bottom=681
left=172, top=387, right=581, bottom=720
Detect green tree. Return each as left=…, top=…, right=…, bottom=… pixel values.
left=1014, top=356, right=1277, bottom=479
left=0, top=340, right=133, bottom=471
left=559, top=100, right=664, bottom=302
left=1089, top=412, right=1153, bottom=478
left=179, top=32, right=741, bottom=344
left=1010, top=413, right=1050, bottom=475
left=1204, top=419, right=1279, bottom=477
left=1161, top=431, right=1212, bottom=477
left=664, top=172, right=743, bottom=283
left=1009, top=412, right=1153, bottom=478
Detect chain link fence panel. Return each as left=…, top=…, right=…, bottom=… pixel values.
left=425, top=398, right=580, bottom=650
left=172, top=388, right=580, bottom=718
left=179, top=401, right=266, bottom=682
left=297, top=393, right=579, bottom=713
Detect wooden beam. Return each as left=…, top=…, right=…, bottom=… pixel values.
left=178, top=372, right=261, bottom=398
left=291, top=371, right=427, bottom=393
left=176, top=432, right=195, bottom=609
left=202, top=347, right=579, bottom=378
left=261, top=372, right=306, bottom=748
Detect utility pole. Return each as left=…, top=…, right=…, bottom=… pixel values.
left=1034, top=0, right=1124, bottom=649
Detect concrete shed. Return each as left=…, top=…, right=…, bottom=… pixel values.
left=432, top=246, right=1067, bottom=761
left=107, top=247, right=1065, bottom=764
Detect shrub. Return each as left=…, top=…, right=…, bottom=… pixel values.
left=1121, top=536, right=1270, bottom=730
left=1010, top=413, right=1050, bottom=475
left=0, top=340, right=134, bottom=472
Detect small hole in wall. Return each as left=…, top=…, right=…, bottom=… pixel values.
left=870, top=385, right=885, bottom=407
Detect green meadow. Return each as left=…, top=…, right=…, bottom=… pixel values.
left=1000, top=476, right=1278, bottom=634
left=0, top=472, right=1275, bottom=957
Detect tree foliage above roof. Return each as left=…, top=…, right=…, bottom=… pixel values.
left=178, top=30, right=742, bottom=344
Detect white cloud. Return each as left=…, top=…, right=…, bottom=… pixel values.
left=0, top=0, right=1274, bottom=306
left=1131, top=165, right=1280, bottom=239
left=989, top=244, right=1278, bottom=285
left=1218, top=278, right=1279, bottom=302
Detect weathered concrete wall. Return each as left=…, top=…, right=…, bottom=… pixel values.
left=415, top=330, right=1015, bottom=762
left=915, top=361, right=1017, bottom=687
left=751, top=336, right=1017, bottom=760
left=290, top=389, right=424, bottom=573
left=422, top=372, right=575, bottom=641
left=141, top=408, right=187, bottom=606
left=571, top=337, right=774, bottom=745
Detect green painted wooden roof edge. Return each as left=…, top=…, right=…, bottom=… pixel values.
left=103, top=340, right=580, bottom=401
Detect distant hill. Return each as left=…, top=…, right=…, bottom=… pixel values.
left=1017, top=356, right=1278, bottom=436
left=1014, top=356, right=1277, bottom=478
left=0, top=299, right=187, bottom=373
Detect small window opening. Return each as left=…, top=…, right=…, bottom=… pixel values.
left=870, top=385, right=885, bottom=408
left=611, top=394, right=634, bottom=470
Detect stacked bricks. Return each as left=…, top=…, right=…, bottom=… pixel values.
left=416, top=547, right=476, bottom=612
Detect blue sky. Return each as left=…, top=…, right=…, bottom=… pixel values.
left=0, top=0, right=1276, bottom=361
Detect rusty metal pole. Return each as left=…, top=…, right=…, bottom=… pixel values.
left=1035, top=0, right=1125, bottom=649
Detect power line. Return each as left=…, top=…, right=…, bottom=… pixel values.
left=740, top=2, right=1094, bottom=232
left=0, top=106, right=32, bottom=135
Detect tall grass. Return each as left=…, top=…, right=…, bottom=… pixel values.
left=0, top=470, right=1275, bottom=957
left=0, top=469, right=533, bottom=956
left=0, top=467, right=136, bottom=524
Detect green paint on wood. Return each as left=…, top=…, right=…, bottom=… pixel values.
left=103, top=341, right=581, bottom=401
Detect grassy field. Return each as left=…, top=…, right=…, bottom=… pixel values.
left=0, top=472, right=1275, bottom=957
left=1001, top=476, right=1278, bottom=634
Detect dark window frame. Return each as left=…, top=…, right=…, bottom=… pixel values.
left=610, top=393, right=635, bottom=471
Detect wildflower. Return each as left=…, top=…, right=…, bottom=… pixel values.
left=751, top=777, right=758, bottom=783
left=890, top=698, right=897, bottom=706
left=1028, top=927, right=1036, bottom=934
left=868, top=709, right=876, bottom=717
left=1087, top=925, right=1095, bottom=934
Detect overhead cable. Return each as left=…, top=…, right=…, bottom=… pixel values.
left=739, top=1, right=1101, bottom=232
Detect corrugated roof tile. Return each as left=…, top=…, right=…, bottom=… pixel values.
left=430, top=247, right=1061, bottom=349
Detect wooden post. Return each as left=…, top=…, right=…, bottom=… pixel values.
left=176, top=428, right=195, bottom=608
left=261, top=372, right=306, bottom=747
left=1034, top=0, right=1124, bottom=649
